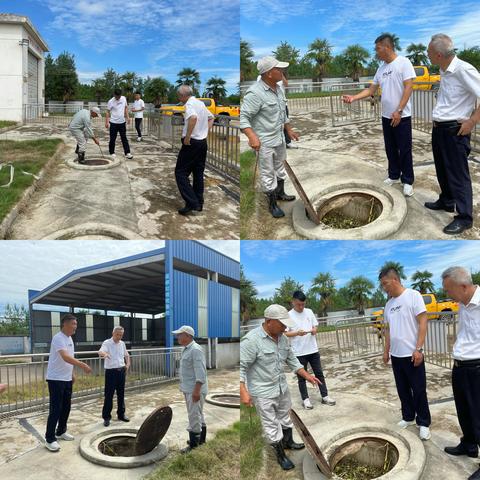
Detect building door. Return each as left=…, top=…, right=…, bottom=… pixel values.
left=28, top=52, right=38, bottom=105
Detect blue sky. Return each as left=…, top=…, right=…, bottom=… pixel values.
left=241, top=0, right=480, bottom=60
left=1, top=0, right=239, bottom=92
left=241, top=240, right=480, bottom=299
left=0, top=240, right=239, bottom=314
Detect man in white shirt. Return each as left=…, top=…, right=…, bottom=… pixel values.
left=424, top=34, right=480, bottom=235
left=105, top=89, right=133, bottom=160
left=98, top=326, right=131, bottom=426
left=131, top=91, right=145, bottom=142
left=285, top=290, right=335, bottom=409
left=45, top=314, right=92, bottom=452
left=441, top=267, right=480, bottom=479
left=343, top=34, right=416, bottom=197
left=380, top=267, right=431, bottom=441
left=174, top=85, right=214, bottom=216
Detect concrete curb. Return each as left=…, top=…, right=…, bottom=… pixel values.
left=0, top=123, right=21, bottom=135
left=40, top=222, right=144, bottom=240
left=205, top=392, right=240, bottom=409
left=0, top=141, right=67, bottom=239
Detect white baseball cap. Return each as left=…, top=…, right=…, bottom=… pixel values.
left=257, top=56, right=289, bottom=75
left=172, top=325, right=195, bottom=336
left=264, top=304, right=295, bottom=328
left=90, top=106, right=101, bottom=118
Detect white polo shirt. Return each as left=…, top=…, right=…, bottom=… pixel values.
left=373, top=56, right=416, bottom=119
left=99, top=337, right=128, bottom=369
left=107, top=96, right=128, bottom=124
left=453, top=286, right=480, bottom=360
left=182, top=96, right=214, bottom=140
left=46, top=331, right=74, bottom=381
left=287, top=307, right=319, bottom=356
left=133, top=99, right=145, bottom=119
left=384, top=288, right=426, bottom=357
left=432, top=56, right=480, bottom=122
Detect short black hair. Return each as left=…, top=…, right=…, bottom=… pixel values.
left=61, top=314, right=77, bottom=327
left=114, top=88, right=122, bottom=96
left=135, top=91, right=141, bottom=95
left=375, top=33, right=395, bottom=50
left=292, top=290, right=306, bottom=301
left=378, top=267, right=400, bottom=281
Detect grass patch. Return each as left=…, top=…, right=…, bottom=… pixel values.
left=145, top=422, right=240, bottom=480
left=317, top=325, right=337, bottom=332
left=240, top=150, right=257, bottom=239
left=0, top=121, right=17, bottom=129
left=240, top=405, right=264, bottom=480
left=0, top=138, right=62, bottom=222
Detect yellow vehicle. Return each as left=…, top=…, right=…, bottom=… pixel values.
left=371, top=293, right=459, bottom=331
left=160, top=98, right=240, bottom=117
left=413, top=66, right=441, bottom=90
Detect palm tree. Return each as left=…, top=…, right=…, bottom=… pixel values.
left=411, top=270, right=435, bottom=293
left=120, top=71, right=139, bottom=102
left=240, top=266, right=257, bottom=322
left=306, top=38, right=333, bottom=83
left=240, top=39, right=255, bottom=82
left=272, top=41, right=301, bottom=65
left=143, top=76, right=171, bottom=106
left=406, top=43, right=429, bottom=65
left=310, top=272, right=336, bottom=317
left=343, top=44, right=370, bottom=82
left=379, top=261, right=407, bottom=280
left=176, top=68, right=201, bottom=95
left=346, top=276, right=374, bottom=314
left=204, top=76, right=227, bottom=102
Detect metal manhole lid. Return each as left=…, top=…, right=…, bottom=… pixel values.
left=289, top=408, right=332, bottom=478
left=134, top=405, right=172, bottom=455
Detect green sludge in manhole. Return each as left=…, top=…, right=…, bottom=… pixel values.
left=333, top=457, right=388, bottom=480
left=321, top=211, right=366, bottom=229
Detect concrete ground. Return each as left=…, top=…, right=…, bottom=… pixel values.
left=1, top=124, right=239, bottom=239
left=256, top=332, right=479, bottom=480
left=0, top=367, right=239, bottom=480
left=241, top=106, right=480, bottom=240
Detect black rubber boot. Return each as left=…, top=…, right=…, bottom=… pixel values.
left=276, top=179, right=296, bottom=201
left=200, top=425, right=207, bottom=445
left=181, top=431, right=201, bottom=454
left=271, top=441, right=295, bottom=470
left=78, top=151, right=86, bottom=164
left=75, top=144, right=79, bottom=154
left=282, top=427, right=305, bottom=450
left=267, top=191, right=285, bottom=218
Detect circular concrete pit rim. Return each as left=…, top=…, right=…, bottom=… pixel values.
left=79, top=427, right=169, bottom=468
left=65, top=155, right=121, bottom=170
left=205, top=392, right=241, bottom=409
left=303, top=424, right=426, bottom=480
left=40, top=223, right=144, bottom=240
left=292, top=181, right=407, bottom=240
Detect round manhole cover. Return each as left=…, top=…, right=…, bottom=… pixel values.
left=205, top=392, right=240, bottom=408
left=134, top=406, right=172, bottom=455
left=83, top=159, right=110, bottom=166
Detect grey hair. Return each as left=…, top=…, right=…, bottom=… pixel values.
left=430, top=34, right=455, bottom=57
left=177, top=84, right=193, bottom=96
left=112, top=326, right=124, bottom=333
left=441, top=266, right=472, bottom=285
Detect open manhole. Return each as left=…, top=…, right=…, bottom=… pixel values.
left=99, top=435, right=137, bottom=457
left=331, top=437, right=398, bottom=480
left=318, top=193, right=383, bottom=229
left=205, top=392, right=240, bottom=408
left=66, top=154, right=120, bottom=170
left=41, top=223, right=144, bottom=240
left=83, top=159, right=110, bottom=166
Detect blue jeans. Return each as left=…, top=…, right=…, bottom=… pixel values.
left=45, top=380, right=72, bottom=443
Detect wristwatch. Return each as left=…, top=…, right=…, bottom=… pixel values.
left=397, top=109, right=403, bottom=114
left=416, top=347, right=424, bottom=353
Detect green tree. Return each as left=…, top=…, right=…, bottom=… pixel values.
left=310, top=272, right=336, bottom=317
left=370, top=286, right=387, bottom=307
left=410, top=270, right=435, bottom=293
left=306, top=38, right=333, bottom=82
left=119, top=71, right=140, bottom=102
left=54, top=51, right=79, bottom=101
left=343, top=44, right=370, bottom=82
left=379, top=261, right=407, bottom=280
left=272, top=276, right=304, bottom=309
left=327, top=54, right=348, bottom=77
left=240, top=266, right=257, bottom=322
left=240, top=39, right=256, bottom=81
left=331, top=286, right=353, bottom=310
left=143, top=76, right=171, bottom=105
left=365, top=57, right=381, bottom=76
left=176, top=68, right=201, bottom=96
left=44, top=54, right=56, bottom=101
left=406, top=43, right=429, bottom=65
left=0, top=304, right=30, bottom=335
left=204, top=76, right=227, bottom=102
left=458, top=46, right=480, bottom=70
left=273, top=41, right=301, bottom=65
left=471, top=270, right=480, bottom=286
left=346, top=276, right=374, bottom=314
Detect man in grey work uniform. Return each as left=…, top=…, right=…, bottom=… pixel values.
left=68, top=107, right=101, bottom=164
left=240, top=56, right=299, bottom=218
left=240, top=304, right=322, bottom=470
left=173, top=325, right=208, bottom=452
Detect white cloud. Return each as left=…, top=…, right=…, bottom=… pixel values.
left=241, top=0, right=318, bottom=26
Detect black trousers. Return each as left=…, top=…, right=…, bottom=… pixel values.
left=296, top=351, right=328, bottom=399
left=391, top=355, right=431, bottom=427
left=452, top=363, right=480, bottom=448
left=135, top=118, right=142, bottom=138
left=432, top=125, right=472, bottom=224
left=175, top=138, right=207, bottom=208
left=45, top=380, right=72, bottom=443
left=102, top=368, right=126, bottom=420
left=109, top=122, right=130, bottom=155
left=381, top=116, right=414, bottom=185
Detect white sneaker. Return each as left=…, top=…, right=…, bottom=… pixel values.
left=419, top=426, right=431, bottom=440
left=303, top=398, right=313, bottom=410
left=384, top=177, right=401, bottom=186
left=110, top=153, right=116, bottom=159
left=137, top=137, right=142, bottom=142
left=403, top=184, right=414, bottom=197
left=45, top=441, right=60, bottom=452
left=321, top=395, right=336, bottom=406
left=126, top=153, right=133, bottom=159
left=57, top=432, right=74, bottom=441
left=286, top=143, right=298, bottom=149
left=397, top=419, right=415, bottom=428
